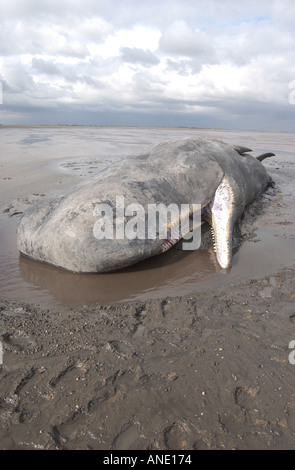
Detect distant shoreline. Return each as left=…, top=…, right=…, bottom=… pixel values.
left=0, top=124, right=210, bottom=129
left=0, top=124, right=293, bottom=133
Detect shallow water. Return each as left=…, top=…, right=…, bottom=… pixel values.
left=0, top=126, right=294, bottom=306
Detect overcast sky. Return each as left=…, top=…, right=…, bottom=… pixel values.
left=0, top=0, right=295, bottom=130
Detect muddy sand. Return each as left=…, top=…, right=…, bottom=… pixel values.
left=0, top=126, right=295, bottom=450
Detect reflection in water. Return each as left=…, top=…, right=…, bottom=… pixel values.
left=18, top=245, right=221, bottom=306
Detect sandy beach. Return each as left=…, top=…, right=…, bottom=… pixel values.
left=0, top=126, right=295, bottom=449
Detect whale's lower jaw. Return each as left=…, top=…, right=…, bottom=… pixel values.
left=210, top=176, right=235, bottom=269
left=159, top=177, right=236, bottom=270
left=207, top=173, right=271, bottom=269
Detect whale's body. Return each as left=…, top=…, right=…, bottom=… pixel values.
left=17, top=138, right=273, bottom=272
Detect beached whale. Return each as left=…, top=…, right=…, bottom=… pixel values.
left=17, top=137, right=274, bottom=272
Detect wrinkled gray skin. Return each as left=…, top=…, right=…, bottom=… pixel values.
left=17, top=138, right=273, bottom=273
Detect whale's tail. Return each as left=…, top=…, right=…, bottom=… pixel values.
left=233, top=145, right=252, bottom=155
left=256, top=152, right=275, bottom=162
left=233, top=144, right=275, bottom=163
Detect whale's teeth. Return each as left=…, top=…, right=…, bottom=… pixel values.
left=162, top=238, right=178, bottom=251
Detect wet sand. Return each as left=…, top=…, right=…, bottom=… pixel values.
left=0, top=126, right=295, bottom=449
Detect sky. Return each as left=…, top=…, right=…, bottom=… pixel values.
left=0, top=0, right=295, bottom=130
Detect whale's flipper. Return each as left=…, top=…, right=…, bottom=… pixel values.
left=233, top=145, right=253, bottom=155
left=256, top=152, right=275, bottom=162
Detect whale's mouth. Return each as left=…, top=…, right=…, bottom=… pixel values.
left=162, top=202, right=211, bottom=251
left=162, top=176, right=235, bottom=270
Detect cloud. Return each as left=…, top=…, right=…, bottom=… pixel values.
left=0, top=0, right=295, bottom=130
left=159, top=20, right=216, bottom=61
left=74, top=17, right=114, bottom=43
left=165, top=58, right=202, bottom=75
left=0, top=20, right=90, bottom=57
left=32, top=58, right=60, bottom=75
left=120, top=47, right=160, bottom=67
